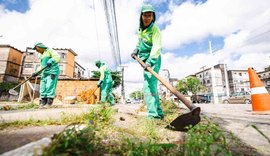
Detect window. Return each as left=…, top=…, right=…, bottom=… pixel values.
left=239, top=73, right=242, bottom=76
left=35, top=65, right=40, bottom=71
left=61, top=53, right=66, bottom=59
left=25, top=64, right=33, bottom=68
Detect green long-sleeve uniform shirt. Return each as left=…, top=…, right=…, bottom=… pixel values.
left=136, top=22, right=164, bottom=119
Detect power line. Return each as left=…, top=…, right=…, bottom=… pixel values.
left=102, top=0, right=122, bottom=68
left=92, top=0, right=101, bottom=60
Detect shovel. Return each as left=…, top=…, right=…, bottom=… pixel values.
left=133, top=55, right=201, bottom=131
left=9, top=66, right=48, bottom=96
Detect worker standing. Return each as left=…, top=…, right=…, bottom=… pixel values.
left=95, top=60, right=115, bottom=105
left=32, top=43, right=60, bottom=108
left=131, top=4, right=164, bottom=119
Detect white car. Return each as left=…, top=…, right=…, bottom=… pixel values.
left=223, top=91, right=251, bottom=104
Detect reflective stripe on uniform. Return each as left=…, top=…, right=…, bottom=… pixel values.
left=251, top=86, right=268, bottom=95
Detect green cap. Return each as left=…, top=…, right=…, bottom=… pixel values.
left=95, top=60, right=102, bottom=68
left=141, top=4, right=155, bottom=13
left=33, top=42, right=47, bottom=50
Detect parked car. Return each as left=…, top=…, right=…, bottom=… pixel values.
left=222, top=91, right=251, bottom=104
left=191, top=94, right=211, bottom=103
left=126, top=99, right=131, bottom=104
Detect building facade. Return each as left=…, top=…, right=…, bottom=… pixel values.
left=195, top=64, right=228, bottom=96
left=257, top=70, right=270, bottom=92
left=227, top=69, right=250, bottom=93
left=0, top=45, right=23, bottom=83
left=22, top=47, right=85, bottom=79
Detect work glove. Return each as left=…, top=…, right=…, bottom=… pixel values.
left=46, top=62, right=52, bottom=67
left=131, top=49, right=139, bottom=59
left=97, top=80, right=103, bottom=87
left=31, top=72, right=38, bottom=77
left=142, top=63, right=151, bottom=71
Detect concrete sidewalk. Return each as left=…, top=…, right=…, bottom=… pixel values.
left=190, top=104, right=270, bottom=155
left=0, top=104, right=96, bottom=122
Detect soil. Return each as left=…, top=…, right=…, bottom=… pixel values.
left=0, top=125, right=66, bottom=154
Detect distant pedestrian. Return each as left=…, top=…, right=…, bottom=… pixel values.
left=32, top=42, right=60, bottom=108
left=131, top=4, right=164, bottom=119
left=95, top=60, right=115, bottom=105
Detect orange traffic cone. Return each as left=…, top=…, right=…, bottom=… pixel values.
left=248, top=67, right=270, bottom=113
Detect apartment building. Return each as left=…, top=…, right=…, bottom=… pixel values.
left=0, top=45, right=23, bottom=83
left=22, top=47, right=85, bottom=79
left=257, top=70, right=270, bottom=92
left=195, top=64, right=228, bottom=96
left=227, top=69, right=250, bottom=93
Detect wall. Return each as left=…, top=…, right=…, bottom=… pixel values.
left=55, top=79, right=100, bottom=102
left=65, top=50, right=75, bottom=78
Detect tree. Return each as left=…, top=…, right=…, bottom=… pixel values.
left=91, top=70, right=121, bottom=89
left=176, top=76, right=206, bottom=95
left=266, top=65, right=270, bottom=71
left=129, top=90, right=144, bottom=99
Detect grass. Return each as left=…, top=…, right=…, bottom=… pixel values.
left=41, top=100, right=241, bottom=156
left=0, top=103, right=39, bottom=111
left=0, top=104, right=115, bottom=130
left=0, top=100, right=254, bottom=155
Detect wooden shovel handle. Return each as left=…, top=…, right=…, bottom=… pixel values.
left=134, top=55, right=197, bottom=111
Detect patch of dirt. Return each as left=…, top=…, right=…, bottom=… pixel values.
left=0, top=125, right=66, bottom=154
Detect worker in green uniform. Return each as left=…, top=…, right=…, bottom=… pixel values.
left=95, top=60, right=115, bottom=105
left=32, top=42, right=60, bottom=107
left=131, top=4, right=164, bottom=119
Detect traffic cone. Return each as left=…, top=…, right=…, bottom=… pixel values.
left=248, top=67, right=270, bottom=113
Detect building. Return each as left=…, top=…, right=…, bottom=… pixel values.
left=74, top=61, right=85, bottom=79
left=195, top=64, right=228, bottom=96
left=227, top=69, right=250, bottom=93
left=159, top=69, right=178, bottom=99
left=257, top=70, right=270, bottom=92
left=0, top=45, right=23, bottom=83
left=22, top=47, right=85, bottom=79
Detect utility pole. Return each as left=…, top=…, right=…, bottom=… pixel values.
left=224, top=64, right=230, bottom=96
left=209, top=41, right=219, bottom=104
left=119, top=65, right=127, bottom=104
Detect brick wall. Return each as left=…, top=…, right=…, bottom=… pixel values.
left=55, top=79, right=100, bottom=102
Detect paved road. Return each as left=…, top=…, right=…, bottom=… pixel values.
left=190, top=104, right=270, bottom=155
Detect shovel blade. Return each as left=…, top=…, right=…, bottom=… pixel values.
left=166, top=107, right=201, bottom=132
left=9, top=89, right=18, bottom=96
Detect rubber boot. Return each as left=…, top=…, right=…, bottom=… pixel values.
left=40, top=98, right=47, bottom=105
left=47, top=98, right=54, bottom=106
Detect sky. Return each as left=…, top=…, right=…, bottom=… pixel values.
left=0, top=0, right=270, bottom=96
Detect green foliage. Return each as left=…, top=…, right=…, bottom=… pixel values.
left=176, top=76, right=206, bottom=95
left=129, top=90, right=143, bottom=99
left=184, top=118, right=232, bottom=156
left=0, top=82, right=18, bottom=93
left=43, top=125, right=102, bottom=156
left=266, top=65, right=270, bottom=71
left=91, top=70, right=122, bottom=88
left=0, top=103, right=39, bottom=111
left=112, top=138, right=178, bottom=156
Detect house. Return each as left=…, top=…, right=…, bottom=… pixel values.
left=0, top=45, right=23, bottom=83
left=74, top=61, right=85, bottom=79
left=22, top=47, right=85, bottom=79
